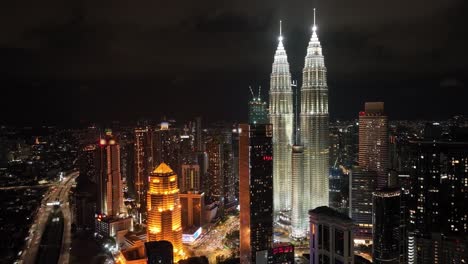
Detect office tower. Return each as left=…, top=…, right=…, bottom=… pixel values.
left=350, top=166, right=376, bottom=242
left=206, top=137, right=224, bottom=205
left=152, top=122, right=181, bottom=176
left=372, top=188, right=401, bottom=264
left=249, top=86, right=268, bottom=125
left=309, top=206, right=355, bottom=264
left=269, top=21, right=294, bottom=215
left=181, top=164, right=200, bottom=193
left=96, top=131, right=125, bottom=217
left=358, top=102, right=389, bottom=189
left=291, top=145, right=307, bottom=238
left=239, top=124, right=274, bottom=264
left=75, top=144, right=98, bottom=229
left=406, top=127, right=468, bottom=264
left=300, top=11, right=329, bottom=212
left=179, top=192, right=205, bottom=243
left=134, top=127, right=151, bottom=209
left=145, top=240, right=174, bottom=264
left=196, top=151, right=209, bottom=200
left=146, top=163, right=183, bottom=261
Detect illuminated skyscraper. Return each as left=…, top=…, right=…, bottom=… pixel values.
left=96, top=131, right=125, bottom=217
left=206, top=138, right=224, bottom=204
left=180, top=164, right=200, bottom=193
left=291, top=145, right=306, bottom=238
left=300, top=10, right=329, bottom=211
left=358, top=102, right=389, bottom=189
left=134, top=127, right=151, bottom=210
left=239, top=124, right=274, bottom=264
left=269, top=21, right=294, bottom=215
left=147, top=163, right=183, bottom=261
left=249, top=86, right=268, bottom=125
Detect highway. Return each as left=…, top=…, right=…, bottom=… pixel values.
left=19, top=171, right=78, bottom=264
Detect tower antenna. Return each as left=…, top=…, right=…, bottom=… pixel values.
left=258, top=85, right=262, bottom=99
left=314, top=8, right=316, bottom=26
left=280, top=20, right=282, bottom=36
left=249, top=85, right=255, bottom=98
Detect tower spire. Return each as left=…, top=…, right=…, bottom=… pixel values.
left=313, top=8, right=317, bottom=32
left=279, top=20, right=283, bottom=41
left=258, top=85, right=262, bottom=99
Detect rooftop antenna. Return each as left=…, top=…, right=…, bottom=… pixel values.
left=249, top=85, right=255, bottom=99
left=258, top=85, right=262, bottom=100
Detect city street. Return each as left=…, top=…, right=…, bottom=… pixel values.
left=188, top=215, right=240, bottom=263
left=19, top=171, right=78, bottom=264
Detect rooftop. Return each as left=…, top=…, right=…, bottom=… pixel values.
left=153, top=162, right=174, bottom=174
left=309, top=206, right=352, bottom=222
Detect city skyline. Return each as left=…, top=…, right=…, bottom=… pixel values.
left=1, top=1, right=468, bottom=125
left=1, top=2, right=467, bottom=264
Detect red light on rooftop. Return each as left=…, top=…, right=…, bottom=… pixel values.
left=359, top=111, right=366, bottom=116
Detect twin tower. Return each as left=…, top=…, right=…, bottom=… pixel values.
left=269, top=11, right=329, bottom=238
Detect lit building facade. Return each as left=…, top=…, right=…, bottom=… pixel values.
left=350, top=166, right=376, bottom=242
left=180, top=192, right=205, bottom=243
left=249, top=89, right=268, bottom=125
left=96, top=132, right=125, bottom=217
left=269, top=22, right=294, bottom=216
left=358, top=102, right=389, bottom=189
left=300, top=17, right=330, bottom=212
left=206, top=138, right=223, bottom=203
left=146, top=163, right=183, bottom=260
left=291, top=145, right=307, bottom=238
left=239, top=124, right=274, bottom=264
left=309, top=206, right=354, bottom=264
left=134, top=127, right=151, bottom=210
left=407, top=133, right=468, bottom=264
left=372, top=188, right=401, bottom=264
left=181, top=164, right=200, bottom=193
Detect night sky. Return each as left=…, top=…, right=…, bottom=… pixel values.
left=1, top=0, right=467, bottom=126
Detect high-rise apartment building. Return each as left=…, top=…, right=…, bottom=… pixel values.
left=206, top=137, right=224, bottom=205
left=269, top=22, right=294, bottom=216
left=239, top=124, right=274, bottom=264
left=406, top=128, right=468, bottom=263
left=358, top=102, right=389, bottom=189
left=146, top=163, right=183, bottom=261
left=309, top=206, right=354, bottom=264
left=300, top=14, right=330, bottom=212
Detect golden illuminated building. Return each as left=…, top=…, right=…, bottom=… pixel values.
left=147, top=162, right=184, bottom=261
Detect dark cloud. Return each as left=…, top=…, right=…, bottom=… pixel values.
left=0, top=0, right=467, bottom=125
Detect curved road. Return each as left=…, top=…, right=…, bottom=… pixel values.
left=19, top=171, right=78, bottom=264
